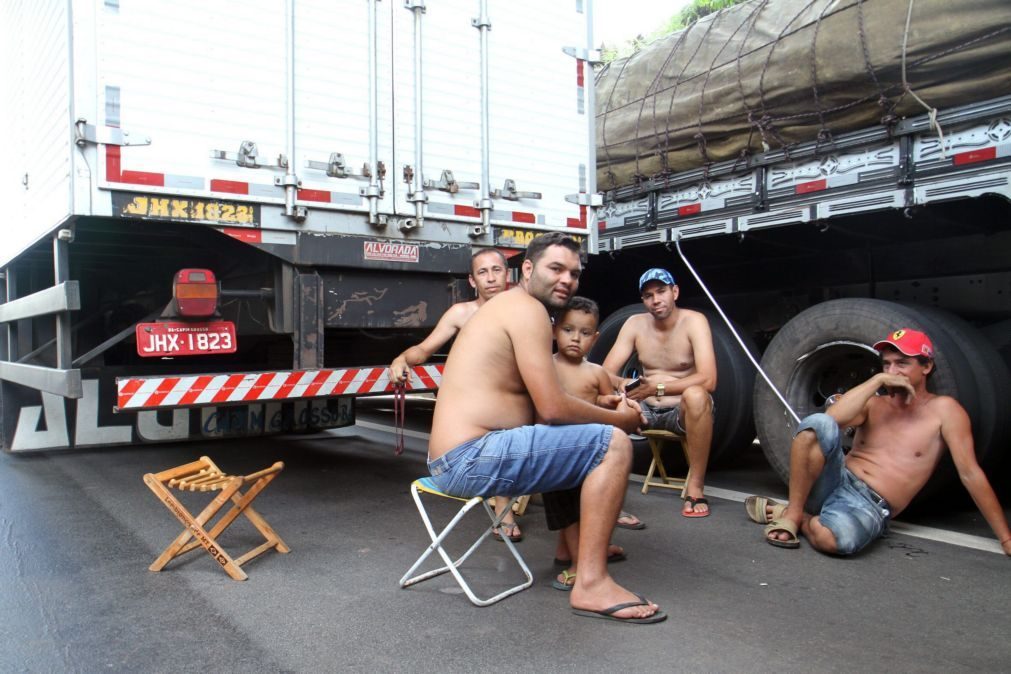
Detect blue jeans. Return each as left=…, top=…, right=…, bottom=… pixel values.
left=427, top=424, right=613, bottom=499
left=797, top=413, right=892, bottom=556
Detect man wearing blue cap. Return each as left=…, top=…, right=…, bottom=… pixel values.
left=603, top=268, right=717, bottom=517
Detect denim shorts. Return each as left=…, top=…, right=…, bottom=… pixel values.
left=640, top=402, right=687, bottom=435
left=641, top=394, right=713, bottom=436
left=798, top=413, right=892, bottom=556
left=427, top=424, right=613, bottom=499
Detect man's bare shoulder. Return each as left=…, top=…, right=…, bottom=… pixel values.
left=926, top=394, right=968, bottom=418
left=678, top=307, right=711, bottom=327
left=447, top=300, right=480, bottom=320
left=437, top=299, right=480, bottom=330
left=622, top=312, right=652, bottom=332
left=476, top=287, right=543, bottom=321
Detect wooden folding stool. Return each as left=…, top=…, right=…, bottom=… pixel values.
left=143, top=456, right=289, bottom=581
left=640, top=430, right=691, bottom=495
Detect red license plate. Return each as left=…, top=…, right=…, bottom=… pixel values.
left=136, top=321, right=237, bottom=357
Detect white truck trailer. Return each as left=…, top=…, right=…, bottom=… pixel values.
left=0, top=0, right=599, bottom=450
left=582, top=0, right=1011, bottom=499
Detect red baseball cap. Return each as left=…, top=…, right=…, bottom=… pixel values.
left=873, top=328, right=934, bottom=359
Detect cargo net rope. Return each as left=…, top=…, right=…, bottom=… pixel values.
left=594, top=0, right=1011, bottom=188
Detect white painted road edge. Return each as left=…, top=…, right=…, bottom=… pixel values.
left=352, top=419, right=1006, bottom=555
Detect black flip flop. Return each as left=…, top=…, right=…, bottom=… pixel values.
left=572, top=598, right=667, bottom=624
left=615, top=511, right=646, bottom=530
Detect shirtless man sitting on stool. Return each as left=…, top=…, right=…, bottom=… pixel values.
left=603, top=268, right=717, bottom=517
left=388, top=248, right=523, bottom=542
left=426, top=233, right=665, bottom=623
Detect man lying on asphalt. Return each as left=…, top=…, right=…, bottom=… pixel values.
left=426, top=232, right=666, bottom=624
left=746, top=328, right=1011, bottom=556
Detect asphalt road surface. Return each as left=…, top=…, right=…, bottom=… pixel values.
left=1, top=397, right=1008, bottom=672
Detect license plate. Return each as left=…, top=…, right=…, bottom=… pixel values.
left=136, top=321, right=237, bottom=357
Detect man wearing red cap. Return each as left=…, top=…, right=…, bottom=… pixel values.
left=745, top=328, right=1011, bottom=556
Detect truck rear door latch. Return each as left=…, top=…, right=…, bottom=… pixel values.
left=423, top=170, right=479, bottom=194
left=492, top=179, right=541, bottom=201
left=74, top=119, right=151, bottom=147
left=211, top=141, right=288, bottom=170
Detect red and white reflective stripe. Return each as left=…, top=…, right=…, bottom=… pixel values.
left=106, top=148, right=351, bottom=203
left=450, top=204, right=538, bottom=223
left=222, top=228, right=262, bottom=243
left=116, top=364, right=444, bottom=410
left=795, top=178, right=828, bottom=195
left=567, top=204, right=588, bottom=229
left=953, top=147, right=997, bottom=166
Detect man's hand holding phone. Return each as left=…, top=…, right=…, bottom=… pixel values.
left=622, top=376, right=651, bottom=402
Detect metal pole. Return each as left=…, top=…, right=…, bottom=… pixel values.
left=673, top=234, right=801, bottom=424
left=5, top=268, right=16, bottom=362
left=284, top=0, right=297, bottom=217
left=53, top=233, right=72, bottom=370
left=584, top=0, right=598, bottom=249
left=407, top=0, right=427, bottom=228
left=366, top=0, right=382, bottom=226
left=473, top=0, right=492, bottom=234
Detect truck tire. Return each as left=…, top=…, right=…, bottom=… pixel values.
left=589, top=304, right=758, bottom=467
left=753, top=298, right=1006, bottom=507
left=910, top=306, right=1011, bottom=476
left=980, top=319, right=1011, bottom=374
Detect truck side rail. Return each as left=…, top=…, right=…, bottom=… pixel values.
left=0, top=233, right=82, bottom=398
left=598, top=96, right=1011, bottom=251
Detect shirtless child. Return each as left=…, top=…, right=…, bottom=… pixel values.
left=544, top=297, right=629, bottom=591
left=747, top=328, right=1011, bottom=556
left=427, top=233, right=664, bottom=623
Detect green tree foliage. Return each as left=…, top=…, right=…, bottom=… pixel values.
left=600, top=0, right=750, bottom=63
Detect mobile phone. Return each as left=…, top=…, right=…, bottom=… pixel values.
left=624, top=377, right=642, bottom=392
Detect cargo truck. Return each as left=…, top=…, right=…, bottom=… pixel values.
left=0, top=0, right=599, bottom=451
left=581, top=0, right=1011, bottom=496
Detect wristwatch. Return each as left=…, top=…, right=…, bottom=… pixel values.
left=656, top=382, right=665, bottom=398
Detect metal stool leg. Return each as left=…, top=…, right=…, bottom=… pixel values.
left=400, top=481, right=533, bottom=606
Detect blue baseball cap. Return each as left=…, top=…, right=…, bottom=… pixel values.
left=639, top=268, right=675, bottom=293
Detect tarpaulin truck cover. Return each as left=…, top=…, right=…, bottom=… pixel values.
left=595, top=0, right=1011, bottom=189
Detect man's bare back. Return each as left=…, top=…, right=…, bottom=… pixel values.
left=429, top=287, right=545, bottom=456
